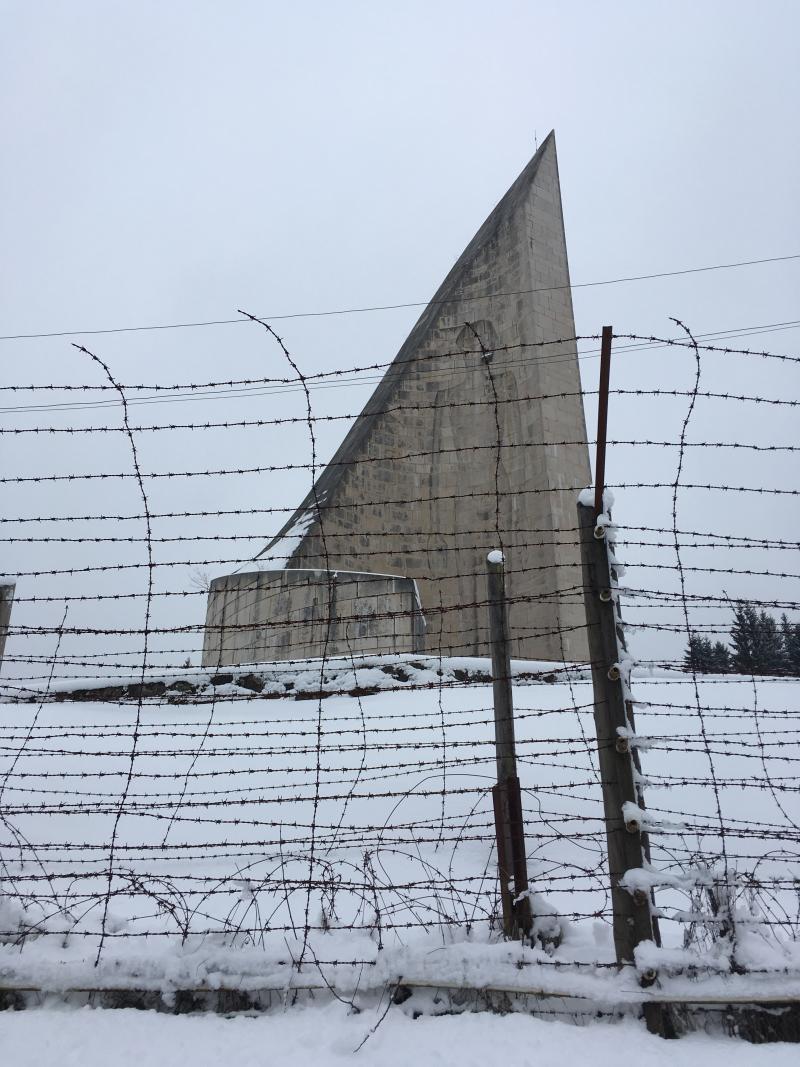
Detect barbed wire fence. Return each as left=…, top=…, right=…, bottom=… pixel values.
left=0, top=324, right=798, bottom=1035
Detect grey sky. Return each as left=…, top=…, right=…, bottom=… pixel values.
left=2, top=1, right=799, bottom=676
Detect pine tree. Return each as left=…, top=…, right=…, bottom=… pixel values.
left=730, top=602, right=760, bottom=673
left=756, top=610, right=786, bottom=674
left=684, top=634, right=714, bottom=673
left=709, top=641, right=731, bottom=674
left=730, top=602, right=787, bottom=675
left=781, top=614, right=800, bottom=677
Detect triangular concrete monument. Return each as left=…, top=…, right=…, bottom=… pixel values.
left=205, top=132, right=591, bottom=664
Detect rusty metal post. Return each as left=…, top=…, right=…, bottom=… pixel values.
left=594, top=326, right=613, bottom=516
left=487, top=552, right=532, bottom=939
left=0, top=583, right=14, bottom=675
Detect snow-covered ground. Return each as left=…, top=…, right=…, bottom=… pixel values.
left=6, top=999, right=800, bottom=1067
left=1, top=660, right=799, bottom=1053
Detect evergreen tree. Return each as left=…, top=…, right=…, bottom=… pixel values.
left=781, top=614, right=800, bottom=676
left=730, top=602, right=760, bottom=673
left=730, top=602, right=787, bottom=675
left=709, top=641, right=731, bottom=674
left=757, top=610, right=787, bottom=674
left=690, top=607, right=794, bottom=676
left=684, top=634, right=714, bottom=673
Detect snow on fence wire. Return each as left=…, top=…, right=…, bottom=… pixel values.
left=0, top=325, right=798, bottom=1026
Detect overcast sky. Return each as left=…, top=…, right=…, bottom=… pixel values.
left=2, top=1, right=799, bottom=677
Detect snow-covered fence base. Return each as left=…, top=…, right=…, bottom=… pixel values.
left=2, top=938, right=800, bottom=1042
left=2, top=663, right=799, bottom=1041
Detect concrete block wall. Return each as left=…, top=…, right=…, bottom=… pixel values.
left=202, top=569, right=425, bottom=667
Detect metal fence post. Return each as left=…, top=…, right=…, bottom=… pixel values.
left=486, top=552, right=532, bottom=940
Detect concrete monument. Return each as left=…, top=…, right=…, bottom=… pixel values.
left=203, top=131, right=591, bottom=666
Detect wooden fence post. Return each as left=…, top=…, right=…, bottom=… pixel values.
left=486, top=551, right=532, bottom=940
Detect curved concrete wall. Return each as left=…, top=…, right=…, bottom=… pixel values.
left=201, top=568, right=426, bottom=667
